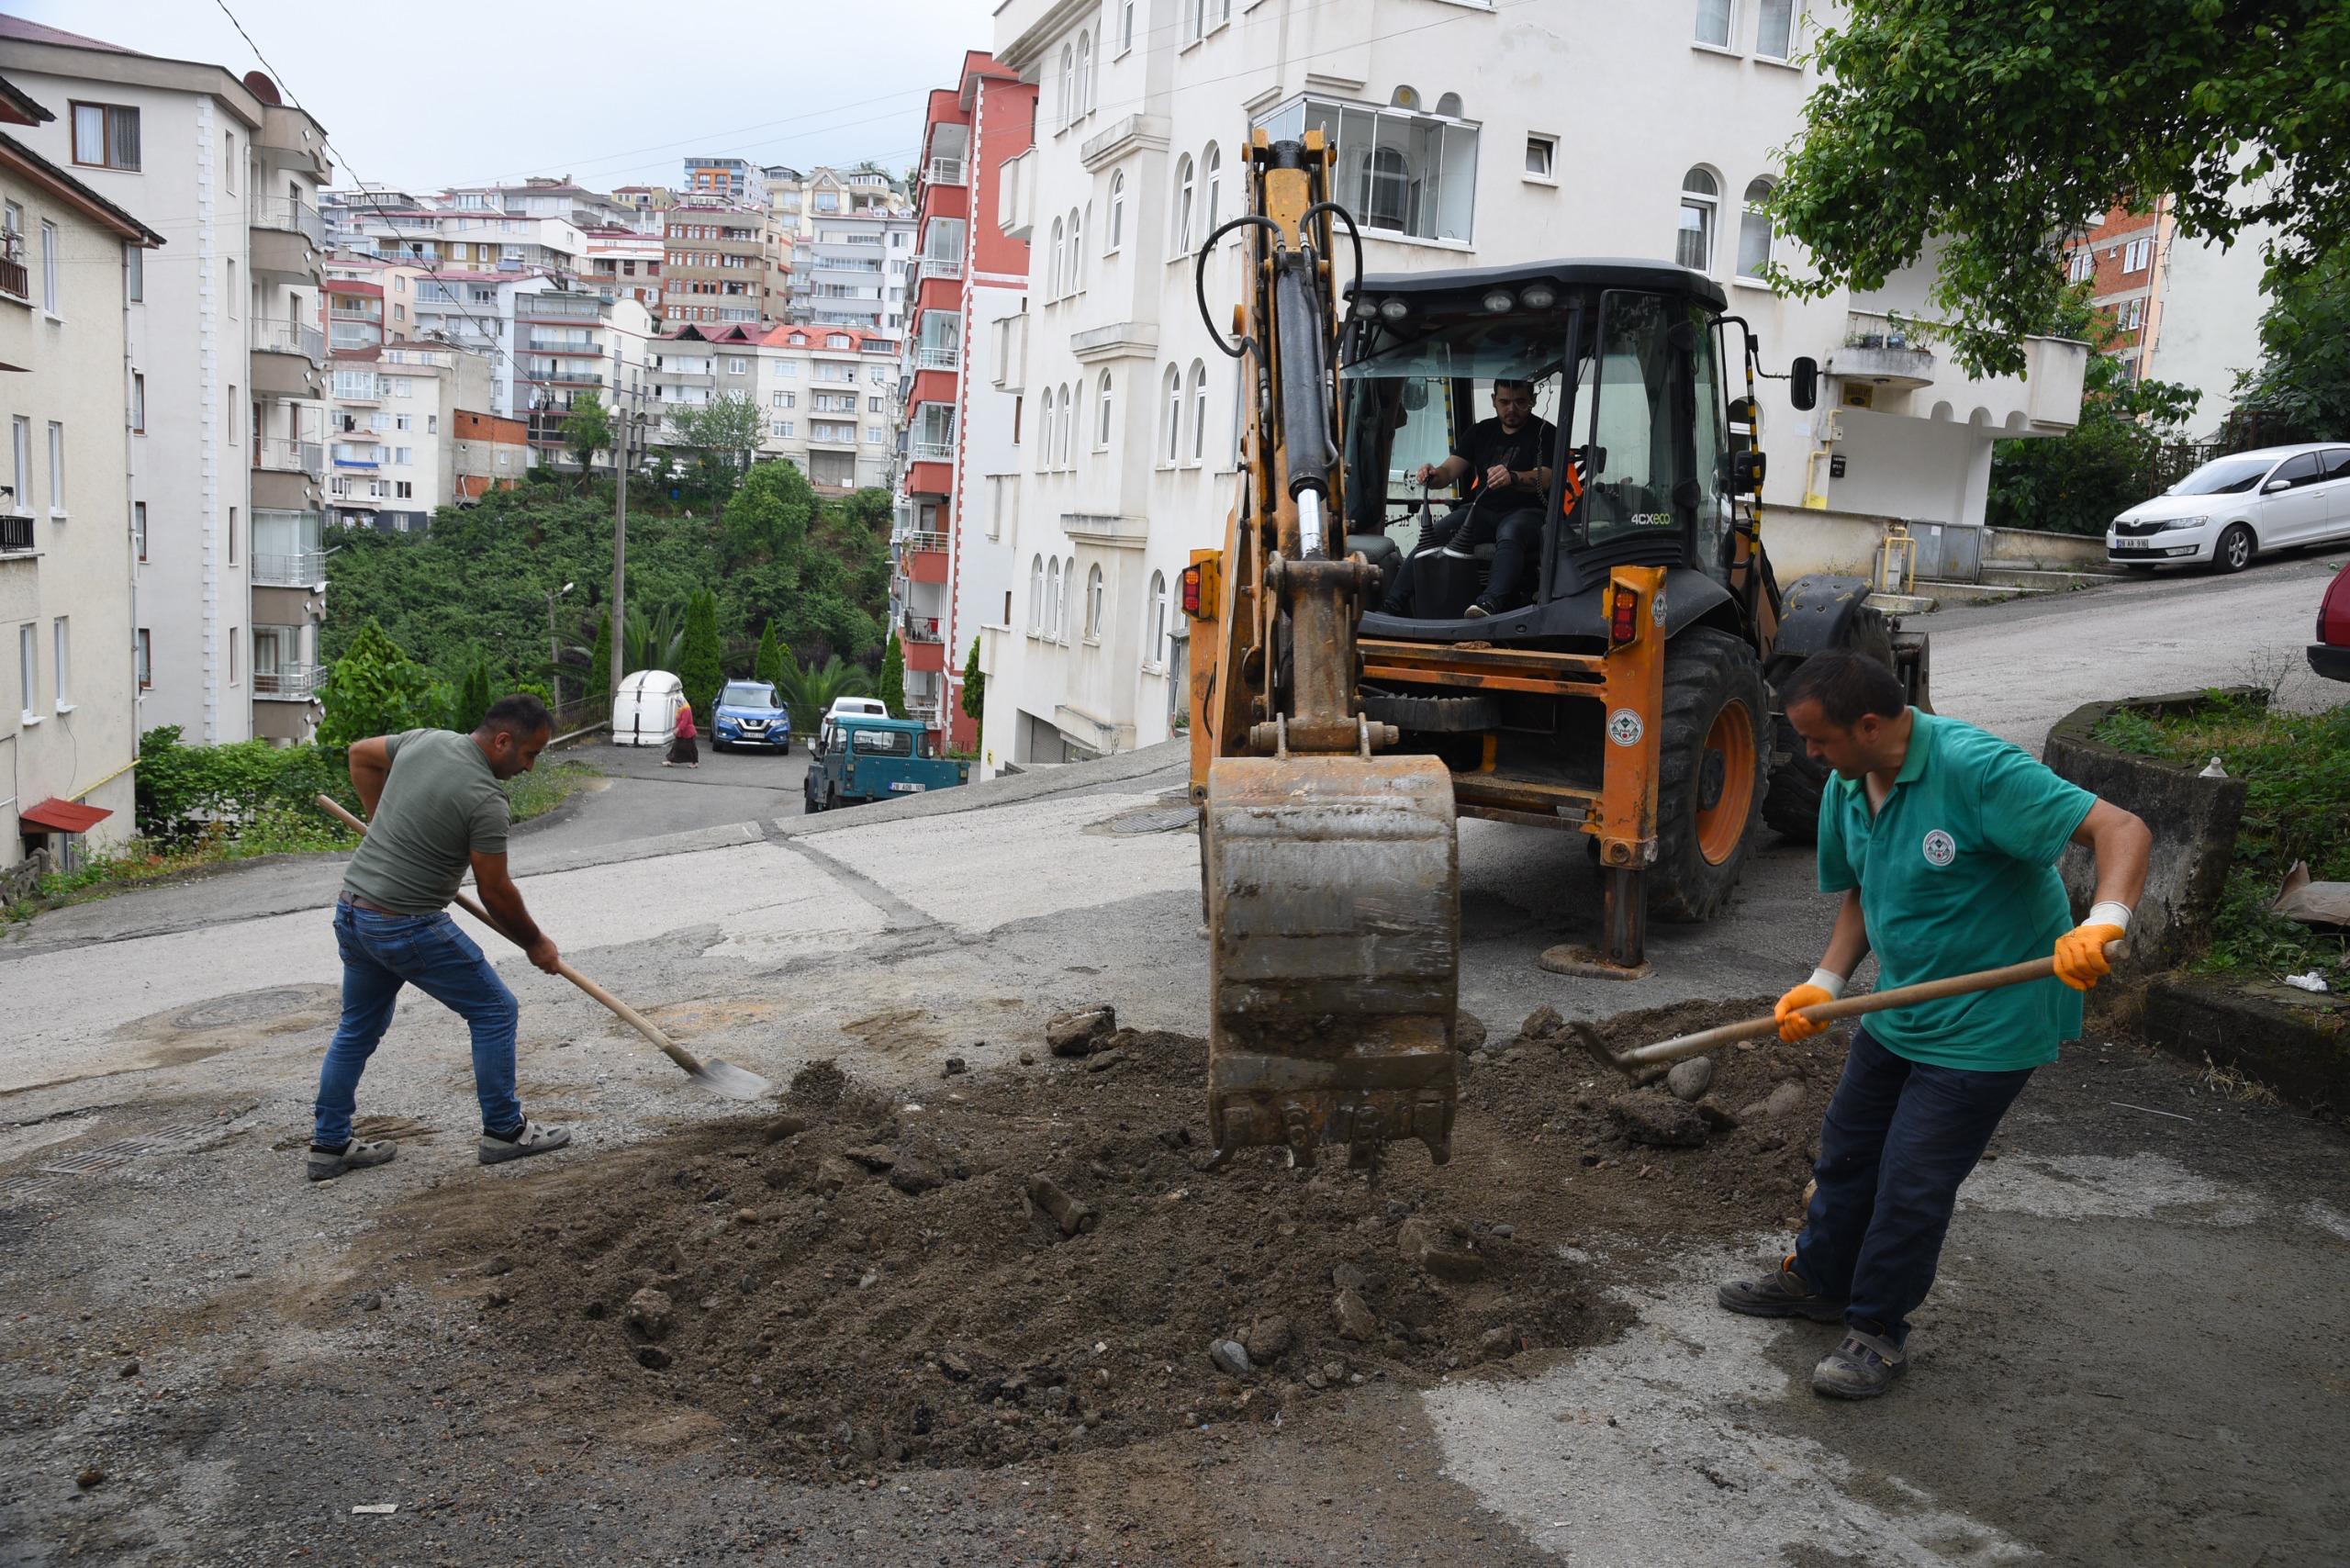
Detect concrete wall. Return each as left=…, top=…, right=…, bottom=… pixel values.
left=1984, top=526, right=2112, bottom=571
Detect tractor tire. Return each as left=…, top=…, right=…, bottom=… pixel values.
left=1762, top=605, right=1895, bottom=842
left=1360, top=689, right=1502, bottom=734
left=1648, top=628, right=1771, bottom=924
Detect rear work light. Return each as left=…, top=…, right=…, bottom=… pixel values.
left=1609, top=584, right=1640, bottom=646
left=1181, top=565, right=1202, bottom=615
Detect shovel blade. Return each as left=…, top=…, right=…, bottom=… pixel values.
left=690, top=1058, right=774, bottom=1102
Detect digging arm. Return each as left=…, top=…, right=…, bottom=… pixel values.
left=347, top=736, right=392, bottom=819
left=470, top=850, right=560, bottom=974
left=2073, top=800, right=2152, bottom=911
left=1815, top=887, right=1870, bottom=985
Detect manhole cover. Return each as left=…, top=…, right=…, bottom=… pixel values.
left=171, top=988, right=328, bottom=1032
left=1107, top=806, right=1199, bottom=835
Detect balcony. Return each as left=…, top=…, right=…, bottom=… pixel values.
left=911, top=439, right=955, bottom=462
left=915, top=346, right=959, bottom=372
left=251, top=195, right=327, bottom=246
left=525, top=335, right=600, bottom=355
left=997, top=149, right=1034, bottom=240
left=329, top=304, right=381, bottom=321
left=0, top=513, right=31, bottom=552
left=924, top=156, right=968, bottom=187
left=253, top=551, right=330, bottom=587
left=254, top=437, right=325, bottom=476
left=656, top=370, right=715, bottom=386
left=329, top=324, right=381, bottom=352
left=253, top=663, right=322, bottom=700
left=901, top=612, right=943, bottom=644
left=0, top=253, right=27, bottom=301
left=919, top=256, right=964, bottom=282
left=519, top=366, right=606, bottom=387
left=514, top=294, right=604, bottom=322
left=252, top=316, right=326, bottom=364
left=331, top=375, right=386, bottom=405
left=900, top=530, right=949, bottom=554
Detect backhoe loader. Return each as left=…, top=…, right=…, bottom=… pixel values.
left=1183, top=131, right=1927, bottom=1170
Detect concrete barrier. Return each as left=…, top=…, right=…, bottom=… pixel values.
left=1985, top=525, right=2113, bottom=571
left=2042, top=689, right=2257, bottom=970
left=2142, top=974, right=2346, bottom=1114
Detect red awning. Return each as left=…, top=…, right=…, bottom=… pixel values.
left=19, top=797, right=110, bottom=834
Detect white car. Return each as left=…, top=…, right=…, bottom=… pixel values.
left=2108, top=442, right=2350, bottom=573
left=813, top=696, right=890, bottom=756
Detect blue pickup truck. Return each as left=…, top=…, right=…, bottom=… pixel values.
left=801, top=715, right=968, bottom=811
left=711, top=679, right=791, bottom=753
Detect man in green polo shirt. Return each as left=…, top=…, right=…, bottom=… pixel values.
left=1717, top=650, right=2150, bottom=1398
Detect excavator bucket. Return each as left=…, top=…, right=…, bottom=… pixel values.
left=1203, top=752, right=1460, bottom=1168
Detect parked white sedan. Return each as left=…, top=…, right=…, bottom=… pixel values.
left=2108, top=442, right=2350, bottom=573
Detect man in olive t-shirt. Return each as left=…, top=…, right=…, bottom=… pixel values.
left=1715, top=651, right=2151, bottom=1398
left=308, top=694, right=575, bottom=1182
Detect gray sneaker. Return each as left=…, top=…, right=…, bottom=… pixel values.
left=1812, top=1327, right=1908, bottom=1399
left=307, top=1137, right=397, bottom=1182
left=478, top=1120, right=572, bottom=1165
left=1716, top=1255, right=1849, bottom=1322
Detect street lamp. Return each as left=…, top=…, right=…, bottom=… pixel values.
left=547, top=580, right=574, bottom=711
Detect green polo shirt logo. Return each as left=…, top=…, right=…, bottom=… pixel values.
left=1817, top=711, right=2097, bottom=1072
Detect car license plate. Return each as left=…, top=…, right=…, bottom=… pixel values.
left=888, top=781, right=925, bottom=793
left=2112, top=540, right=2148, bottom=552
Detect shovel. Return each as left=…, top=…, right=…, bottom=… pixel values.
left=316, top=795, right=773, bottom=1102
left=1573, top=940, right=2127, bottom=1073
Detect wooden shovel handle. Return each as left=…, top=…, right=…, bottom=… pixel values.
left=314, top=793, right=708, bottom=1075
left=1621, top=942, right=2125, bottom=1067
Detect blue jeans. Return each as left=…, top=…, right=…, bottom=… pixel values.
left=1793, top=1025, right=2035, bottom=1343
left=313, top=902, right=522, bottom=1147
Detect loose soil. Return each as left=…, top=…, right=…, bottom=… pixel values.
left=371, top=998, right=1847, bottom=1484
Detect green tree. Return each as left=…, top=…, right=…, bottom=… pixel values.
left=1769, top=1, right=2350, bottom=376
left=453, top=649, right=495, bottom=733
left=721, top=457, right=815, bottom=569
left=586, top=609, right=613, bottom=701
left=2231, top=246, right=2350, bottom=442
left=623, top=603, right=687, bottom=674
left=563, top=394, right=612, bottom=483
left=960, top=637, right=984, bottom=725
left=753, top=621, right=787, bottom=689
left=773, top=655, right=874, bottom=734
left=678, top=587, right=725, bottom=718
left=319, top=619, right=446, bottom=750
left=669, top=393, right=767, bottom=498
left=878, top=632, right=906, bottom=719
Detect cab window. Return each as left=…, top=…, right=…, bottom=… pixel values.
left=848, top=727, right=913, bottom=756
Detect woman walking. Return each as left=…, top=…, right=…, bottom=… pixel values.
left=665, top=702, right=699, bottom=768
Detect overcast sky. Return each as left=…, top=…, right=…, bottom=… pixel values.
left=24, top=1, right=990, bottom=193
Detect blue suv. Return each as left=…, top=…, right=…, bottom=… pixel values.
left=711, top=679, right=792, bottom=753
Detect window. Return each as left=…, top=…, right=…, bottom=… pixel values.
left=126, top=242, right=142, bottom=302
left=228, top=506, right=237, bottom=565
left=40, top=221, right=58, bottom=313
left=869, top=397, right=885, bottom=413
left=1525, top=135, right=1556, bottom=181
left=71, top=102, right=141, bottom=171
left=1736, top=177, right=1775, bottom=278
left=2123, top=237, right=2154, bottom=273
left=1189, top=360, right=1208, bottom=463
left=135, top=628, right=151, bottom=689
left=1147, top=570, right=1168, bottom=667
left=1046, top=557, right=1062, bottom=636
left=1254, top=97, right=1480, bottom=242
left=224, top=131, right=235, bottom=196
left=1172, top=156, right=1195, bottom=254
left=392, top=447, right=413, bottom=465
left=1695, top=0, right=1732, bottom=48
left=1062, top=557, right=1076, bottom=638
left=1677, top=168, right=1719, bottom=272
left=1070, top=207, right=1085, bottom=290
left=50, top=616, right=67, bottom=709
left=1096, top=370, right=1115, bottom=450
left=132, top=375, right=145, bottom=433
left=1048, top=217, right=1064, bottom=297
left=1030, top=554, right=1045, bottom=633
left=730, top=356, right=747, bottom=374
left=11, top=416, right=29, bottom=509
left=1203, top=144, right=1223, bottom=240
left=17, top=622, right=33, bottom=721
left=1076, top=32, right=1092, bottom=117
left=394, top=414, right=412, bottom=432
left=1107, top=172, right=1125, bottom=252
left=1059, top=43, right=1075, bottom=129
left=2065, top=247, right=2095, bottom=284
left=1186, top=0, right=1205, bottom=43
left=1084, top=564, right=1104, bottom=640
left=133, top=502, right=146, bottom=561
left=773, top=420, right=796, bottom=438
left=427, top=414, right=437, bottom=433
left=46, top=423, right=63, bottom=514
left=1756, top=0, right=1796, bottom=58
left=1120, top=0, right=1135, bottom=51
left=2115, top=297, right=2146, bottom=331
left=229, top=627, right=239, bottom=686
left=1161, top=364, right=1182, bottom=463
left=867, top=425, right=884, bottom=443
left=1061, top=384, right=1077, bottom=466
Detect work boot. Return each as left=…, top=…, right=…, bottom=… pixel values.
left=307, top=1137, right=397, bottom=1182
left=1811, top=1325, right=1908, bottom=1399
left=1716, top=1254, right=1848, bottom=1321
left=478, top=1120, right=573, bottom=1165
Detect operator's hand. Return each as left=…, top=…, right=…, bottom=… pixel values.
left=1484, top=462, right=1513, bottom=491
left=525, top=935, right=563, bottom=976
left=1414, top=463, right=1438, bottom=487
left=1774, top=982, right=1837, bottom=1043
left=2053, top=923, right=2126, bottom=991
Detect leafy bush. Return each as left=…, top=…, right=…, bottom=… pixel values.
left=135, top=726, right=354, bottom=842
left=319, top=620, right=448, bottom=751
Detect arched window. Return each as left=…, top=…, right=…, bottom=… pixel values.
left=1074, top=204, right=1087, bottom=289
left=1677, top=168, right=1719, bottom=273
left=1185, top=0, right=1204, bottom=43
left=1096, top=370, right=1114, bottom=450
left=1189, top=359, right=1209, bottom=464
left=1047, top=216, right=1064, bottom=297
left=1202, top=143, right=1222, bottom=240
left=1085, top=564, right=1104, bottom=639
left=1736, top=176, right=1775, bottom=279
left=1058, top=44, right=1074, bottom=129
left=1365, top=144, right=1412, bottom=231
left=1029, top=554, right=1045, bottom=633
left=1061, top=557, right=1076, bottom=637
left=1391, top=85, right=1420, bottom=110
left=1147, top=569, right=1168, bottom=667
left=1161, top=364, right=1182, bottom=462
left=1046, top=556, right=1062, bottom=635
left=1107, top=171, right=1125, bottom=252
left=1172, top=155, right=1195, bottom=255
left=1075, top=33, right=1091, bottom=117
left=1435, top=92, right=1464, bottom=118
left=1120, top=0, right=1135, bottom=51
left=1059, top=382, right=1076, bottom=467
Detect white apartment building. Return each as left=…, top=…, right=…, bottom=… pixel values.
left=3, top=17, right=334, bottom=747
left=651, top=321, right=899, bottom=493
left=326, top=343, right=497, bottom=533
left=977, top=0, right=2087, bottom=771
left=319, top=183, right=426, bottom=252
left=342, top=203, right=584, bottom=276
left=0, top=73, right=161, bottom=877
left=582, top=226, right=663, bottom=312
left=405, top=272, right=654, bottom=425
left=442, top=178, right=639, bottom=231
left=788, top=210, right=919, bottom=332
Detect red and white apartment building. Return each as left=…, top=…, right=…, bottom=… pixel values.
left=2060, top=196, right=2269, bottom=435
left=896, top=51, right=1035, bottom=749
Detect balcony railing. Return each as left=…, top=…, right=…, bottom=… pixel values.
left=924, top=156, right=968, bottom=187
left=0, top=513, right=31, bottom=552
left=911, top=439, right=955, bottom=461
left=900, top=530, right=949, bottom=554
left=0, top=254, right=28, bottom=301
left=329, top=305, right=381, bottom=321
left=250, top=196, right=327, bottom=246
left=253, top=550, right=329, bottom=587
left=515, top=295, right=604, bottom=321
left=525, top=335, right=600, bottom=355
left=332, top=375, right=386, bottom=403
left=915, top=346, right=959, bottom=371
left=254, top=437, right=325, bottom=475
left=253, top=664, right=322, bottom=700
left=919, top=256, right=964, bottom=281
left=901, top=613, right=943, bottom=644
left=518, top=367, right=605, bottom=386
left=252, top=318, right=326, bottom=363
left=329, top=324, right=380, bottom=351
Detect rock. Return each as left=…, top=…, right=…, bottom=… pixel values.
left=762, top=1114, right=811, bottom=1144
left=1478, top=1326, right=1519, bottom=1361
left=354, top=1291, right=384, bottom=1313
left=1489, top=1223, right=1516, bottom=1240
left=1763, top=1081, right=1807, bottom=1120
left=1018, top=1050, right=1037, bottom=1066
left=888, top=1159, right=946, bottom=1195
left=843, top=1144, right=898, bottom=1172
left=1396, top=1215, right=1487, bottom=1282
left=75, top=1467, right=103, bottom=1490
left=118, top=1361, right=139, bottom=1379
left=1208, top=1339, right=1253, bottom=1377
left=735, top=1207, right=760, bottom=1224
left=1333, top=1289, right=1378, bottom=1342
left=1304, top=1371, right=1328, bottom=1390
left=1046, top=1006, right=1116, bottom=1058
left=1695, top=1097, right=1741, bottom=1130
left=941, top=1057, right=968, bottom=1078
left=1241, top=1315, right=1294, bottom=1363
left=937, top=1350, right=973, bottom=1382
left=1331, top=1261, right=1370, bottom=1293
left=624, top=1287, right=676, bottom=1341
left=1606, top=1092, right=1708, bottom=1148
left=1666, top=1057, right=1716, bottom=1102
left=814, top=1155, right=864, bottom=1195
left=1456, top=1010, right=1488, bottom=1053
left=635, top=1346, right=672, bottom=1371
left=1083, top=1048, right=1126, bottom=1073
left=1520, top=1004, right=1565, bottom=1044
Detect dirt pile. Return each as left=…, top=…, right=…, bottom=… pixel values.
left=380, top=1000, right=1845, bottom=1482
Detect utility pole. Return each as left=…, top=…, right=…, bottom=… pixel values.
left=609, top=409, right=629, bottom=700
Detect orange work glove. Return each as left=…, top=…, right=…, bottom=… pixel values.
left=2053, top=923, right=2127, bottom=991
left=1774, top=981, right=1838, bottom=1043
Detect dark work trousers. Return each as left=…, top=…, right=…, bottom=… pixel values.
left=1791, top=1025, right=2036, bottom=1343
left=1379, top=501, right=1545, bottom=615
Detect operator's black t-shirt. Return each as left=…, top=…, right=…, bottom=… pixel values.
left=1451, top=415, right=1558, bottom=498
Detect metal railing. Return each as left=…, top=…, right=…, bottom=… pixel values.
left=918, top=256, right=964, bottom=281
left=0, top=513, right=31, bottom=552
left=899, top=530, right=949, bottom=554
left=901, top=613, right=943, bottom=644
left=252, top=317, right=326, bottom=363
left=252, top=550, right=329, bottom=586
left=250, top=196, right=326, bottom=246
left=525, top=335, right=601, bottom=355
left=911, top=439, right=955, bottom=461
left=332, top=375, right=386, bottom=402
left=329, top=305, right=380, bottom=320
left=514, top=295, right=603, bottom=320
left=254, top=438, right=325, bottom=475
left=0, top=255, right=28, bottom=300
left=924, top=157, right=968, bottom=187
left=253, top=664, right=322, bottom=700
left=518, top=367, right=605, bottom=386
left=915, top=346, right=959, bottom=371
